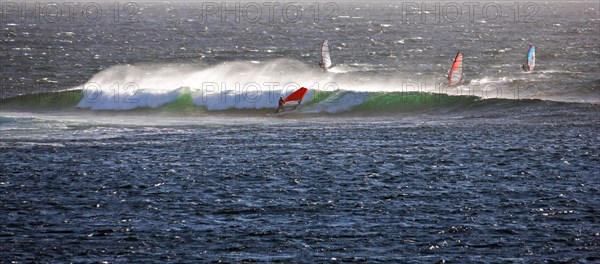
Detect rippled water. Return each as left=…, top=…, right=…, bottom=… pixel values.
left=1, top=0, right=599, bottom=262
left=1, top=115, right=599, bottom=262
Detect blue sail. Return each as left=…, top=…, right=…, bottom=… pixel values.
left=526, top=45, right=536, bottom=71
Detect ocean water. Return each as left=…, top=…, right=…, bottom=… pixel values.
left=1, top=1, right=599, bottom=262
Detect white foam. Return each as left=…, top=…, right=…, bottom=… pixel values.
left=77, top=86, right=185, bottom=110
left=75, top=60, right=329, bottom=111
left=72, top=59, right=444, bottom=111
left=71, top=59, right=598, bottom=111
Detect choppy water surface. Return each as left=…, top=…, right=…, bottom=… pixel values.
left=1, top=0, right=599, bottom=262
left=1, top=115, right=599, bottom=262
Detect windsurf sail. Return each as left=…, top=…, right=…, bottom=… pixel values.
left=276, top=87, right=309, bottom=113
left=523, top=44, right=535, bottom=72
left=319, top=40, right=332, bottom=70
left=448, top=52, right=463, bottom=86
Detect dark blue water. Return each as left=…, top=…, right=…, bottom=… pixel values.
left=1, top=1, right=600, bottom=262
left=1, top=115, right=599, bottom=262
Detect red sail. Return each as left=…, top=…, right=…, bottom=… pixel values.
left=276, top=87, right=309, bottom=113
left=283, top=87, right=308, bottom=103
left=448, top=52, right=463, bottom=86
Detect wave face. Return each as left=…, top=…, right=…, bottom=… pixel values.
left=76, top=59, right=600, bottom=108
left=0, top=60, right=597, bottom=121
left=1, top=59, right=592, bottom=115
left=2, top=81, right=596, bottom=123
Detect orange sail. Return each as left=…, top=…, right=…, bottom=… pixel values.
left=448, top=52, right=463, bottom=86
left=277, top=87, right=308, bottom=113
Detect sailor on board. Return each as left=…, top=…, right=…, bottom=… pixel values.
left=319, top=62, right=327, bottom=72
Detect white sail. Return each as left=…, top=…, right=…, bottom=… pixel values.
left=320, top=40, right=332, bottom=69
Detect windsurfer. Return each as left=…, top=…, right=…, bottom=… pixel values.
left=319, top=40, right=331, bottom=72
left=523, top=44, right=535, bottom=72
left=275, top=87, right=309, bottom=113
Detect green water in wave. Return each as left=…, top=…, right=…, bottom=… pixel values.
left=302, top=90, right=337, bottom=107
left=355, top=92, right=480, bottom=111
left=0, top=90, right=83, bottom=110
left=156, top=92, right=207, bottom=114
